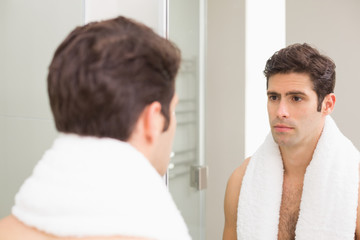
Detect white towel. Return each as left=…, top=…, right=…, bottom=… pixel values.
left=237, top=116, right=359, bottom=239
left=12, top=133, right=191, bottom=240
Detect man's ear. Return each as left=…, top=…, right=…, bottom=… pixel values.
left=141, top=101, right=164, bottom=144
left=322, top=93, right=336, bottom=115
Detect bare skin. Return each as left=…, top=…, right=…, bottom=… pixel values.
left=277, top=172, right=304, bottom=239
left=0, top=215, right=150, bottom=240
left=223, top=73, right=360, bottom=239
left=223, top=157, right=251, bottom=240
left=223, top=159, right=360, bottom=240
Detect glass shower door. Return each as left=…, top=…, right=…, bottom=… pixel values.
left=167, top=0, right=207, bottom=239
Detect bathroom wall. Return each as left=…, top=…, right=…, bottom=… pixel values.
left=0, top=0, right=83, bottom=217
left=205, top=0, right=246, bottom=238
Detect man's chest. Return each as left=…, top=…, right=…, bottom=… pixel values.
left=277, top=179, right=303, bottom=240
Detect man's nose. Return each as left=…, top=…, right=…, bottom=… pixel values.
left=277, top=100, right=290, bottom=118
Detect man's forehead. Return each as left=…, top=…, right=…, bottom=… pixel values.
left=268, top=72, right=311, bottom=81
left=268, top=73, right=314, bottom=89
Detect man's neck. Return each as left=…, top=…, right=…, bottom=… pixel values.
left=279, top=140, right=319, bottom=177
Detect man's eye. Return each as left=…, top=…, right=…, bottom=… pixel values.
left=269, top=96, right=277, bottom=101
left=293, top=96, right=302, bottom=102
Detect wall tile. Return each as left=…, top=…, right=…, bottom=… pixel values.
left=0, top=117, right=57, bottom=218
left=1, top=0, right=83, bottom=119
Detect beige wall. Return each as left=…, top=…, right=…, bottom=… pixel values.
left=286, top=0, right=360, bottom=149
left=0, top=0, right=83, bottom=218
left=205, top=0, right=246, bottom=239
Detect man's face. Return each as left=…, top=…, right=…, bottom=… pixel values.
left=267, top=73, right=326, bottom=149
left=153, top=94, right=178, bottom=176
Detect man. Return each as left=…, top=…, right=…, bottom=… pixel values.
left=223, top=43, right=360, bottom=240
left=0, top=16, right=191, bottom=240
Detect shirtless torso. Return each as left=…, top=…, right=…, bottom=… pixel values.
left=277, top=175, right=303, bottom=240
left=223, top=157, right=360, bottom=240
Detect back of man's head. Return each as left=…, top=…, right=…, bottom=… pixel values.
left=263, top=43, right=336, bottom=111
left=48, top=16, right=181, bottom=141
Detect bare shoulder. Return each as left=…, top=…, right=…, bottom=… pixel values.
left=223, top=157, right=251, bottom=240
left=224, top=157, right=251, bottom=213
left=0, top=215, right=27, bottom=239
left=0, top=215, right=150, bottom=240
left=225, top=157, right=251, bottom=205
left=227, top=157, right=251, bottom=189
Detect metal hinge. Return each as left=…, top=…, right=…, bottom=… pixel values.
left=190, top=165, right=208, bottom=190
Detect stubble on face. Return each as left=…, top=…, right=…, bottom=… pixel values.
left=270, top=118, right=297, bottom=146
left=267, top=73, right=325, bottom=150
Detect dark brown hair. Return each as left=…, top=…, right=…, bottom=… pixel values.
left=264, top=43, right=336, bottom=111
left=48, top=16, right=181, bottom=140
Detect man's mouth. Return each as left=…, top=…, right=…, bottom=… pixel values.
left=274, top=124, right=294, bottom=132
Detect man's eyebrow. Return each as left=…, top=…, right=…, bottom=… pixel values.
left=267, top=91, right=280, bottom=96
left=285, top=91, right=307, bottom=96
left=267, top=91, right=307, bottom=96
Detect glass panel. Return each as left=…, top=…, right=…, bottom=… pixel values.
left=168, top=0, right=206, bottom=239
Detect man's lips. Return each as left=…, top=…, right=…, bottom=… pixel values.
left=273, top=124, right=294, bottom=132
